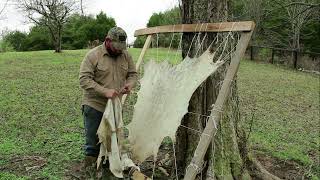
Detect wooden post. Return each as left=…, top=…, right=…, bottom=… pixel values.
left=183, top=31, right=253, bottom=180
left=135, top=35, right=152, bottom=70
left=122, top=35, right=152, bottom=104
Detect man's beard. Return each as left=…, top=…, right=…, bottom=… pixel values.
left=105, top=41, right=122, bottom=58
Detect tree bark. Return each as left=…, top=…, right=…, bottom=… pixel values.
left=0, top=0, right=8, bottom=17
left=175, top=0, right=251, bottom=179
left=176, top=1, right=281, bottom=179
left=80, top=0, right=84, bottom=15
left=55, top=25, right=62, bottom=53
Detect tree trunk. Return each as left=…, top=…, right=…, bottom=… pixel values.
left=175, top=1, right=280, bottom=179
left=80, top=0, right=84, bottom=15
left=54, top=26, right=62, bottom=53
left=175, top=0, right=254, bottom=179
left=47, top=25, right=62, bottom=53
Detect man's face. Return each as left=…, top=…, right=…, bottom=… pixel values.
left=105, top=37, right=122, bottom=56
left=110, top=41, right=122, bottom=54
left=111, top=41, right=122, bottom=53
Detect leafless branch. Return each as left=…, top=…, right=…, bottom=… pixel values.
left=16, top=0, right=79, bottom=52
left=0, top=0, right=9, bottom=17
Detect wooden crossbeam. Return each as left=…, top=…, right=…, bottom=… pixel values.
left=134, top=21, right=255, bottom=36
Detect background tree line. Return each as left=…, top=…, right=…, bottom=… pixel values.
left=0, top=12, right=115, bottom=52
left=232, top=0, right=319, bottom=53
left=134, top=0, right=319, bottom=53
left=133, top=7, right=181, bottom=48
left=1, top=0, right=318, bottom=53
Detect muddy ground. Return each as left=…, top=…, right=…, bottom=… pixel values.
left=0, top=149, right=310, bottom=179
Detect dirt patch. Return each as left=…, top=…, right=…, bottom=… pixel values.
left=139, top=145, right=173, bottom=179
left=0, top=155, right=47, bottom=178
left=64, top=145, right=173, bottom=179
left=256, top=154, right=306, bottom=179
left=65, top=147, right=312, bottom=179
left=64, top=160, right=85, bottom=180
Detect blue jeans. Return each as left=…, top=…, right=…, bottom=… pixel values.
left=82, top=105, right=103, bottom=157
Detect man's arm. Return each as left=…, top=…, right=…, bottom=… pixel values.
left=79, top=53, right=110, bottom=96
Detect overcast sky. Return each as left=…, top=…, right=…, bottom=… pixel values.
left=0, top=0, right=178, bottom=42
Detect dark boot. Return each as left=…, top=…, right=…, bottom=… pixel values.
left=84, top=156, right=97, bottom=179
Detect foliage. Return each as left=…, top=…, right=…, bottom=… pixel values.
left=63, top=12, right=116, bottom=49
left=232, top=0, right=320, bottom=52
left=2, top=31, right=27, bottom=51
left=25, top=25, right=54, bottom=51
left=0, top=39, right=14, bottom=52
left=1, top=12, right=116, bottom=52
left=301, top=19, right=320, bottom=53
left=133, top=36, right=147, bottom=48
left=134, top=7, right=181, bottom=48
left=135, top=1, right=319, bottom=52
left=146, top=7, right=180, bottom=27
left=1, top=26, right=54, bottom=52
left=17, top=0, right=78, bottom=52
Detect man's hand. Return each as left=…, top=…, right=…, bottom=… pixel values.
left=104, top=89, right=119, bottom=98
left=120, top=83, right=133, bottom=94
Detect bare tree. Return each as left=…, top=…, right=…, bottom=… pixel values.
left=260, top=0, right=319, bottom=67
left=0, top=0, right=9, bottom=18
left=270, top=0, right=319, bottom=50
left=236, top=0, right=319, bottom=50
left=17, top=0, right=78, bottom=52
left=80, top=0, right=83, bottom=15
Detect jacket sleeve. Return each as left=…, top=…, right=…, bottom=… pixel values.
left=79, top=53, right=109, bottom=96
left=126, top=53, right=138, bottom=86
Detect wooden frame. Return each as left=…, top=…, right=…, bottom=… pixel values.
left=134, top=21, right=255, bottom=36
left=132, top=21, right=255, bottom=180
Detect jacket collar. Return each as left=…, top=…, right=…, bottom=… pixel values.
left=101, top=41, right=110, bottom=56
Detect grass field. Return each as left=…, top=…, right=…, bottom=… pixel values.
left=0, top=48, right=319, bottom=179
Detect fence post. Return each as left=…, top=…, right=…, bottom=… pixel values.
left=293, top=50, right=298, bottom=69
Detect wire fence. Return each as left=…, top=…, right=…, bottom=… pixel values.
left=246, top=45, right=320, bottom=72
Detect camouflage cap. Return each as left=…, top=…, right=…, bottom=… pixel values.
left=107, top=27, right=127, bottom=51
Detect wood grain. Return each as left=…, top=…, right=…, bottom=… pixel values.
left=134, top=21, right=255, bottom=36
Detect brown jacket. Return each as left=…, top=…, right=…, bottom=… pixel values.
left=79, top=44, right=138, bottom=112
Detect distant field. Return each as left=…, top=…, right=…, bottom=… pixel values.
left=0, top=48, right=319, bottom=179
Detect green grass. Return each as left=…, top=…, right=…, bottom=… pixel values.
left=238, top=61, right=319, bottom=178
left=0, top=172, right=26, bottom=180
left=0, top=48, right=319, bottom=179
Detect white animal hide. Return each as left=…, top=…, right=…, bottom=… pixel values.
left=97, top=98, right=137, bottom=178
left=127, top=49, right=224, bottom=163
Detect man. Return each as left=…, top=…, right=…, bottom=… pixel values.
left=79, top=27, right=138, bottom=178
